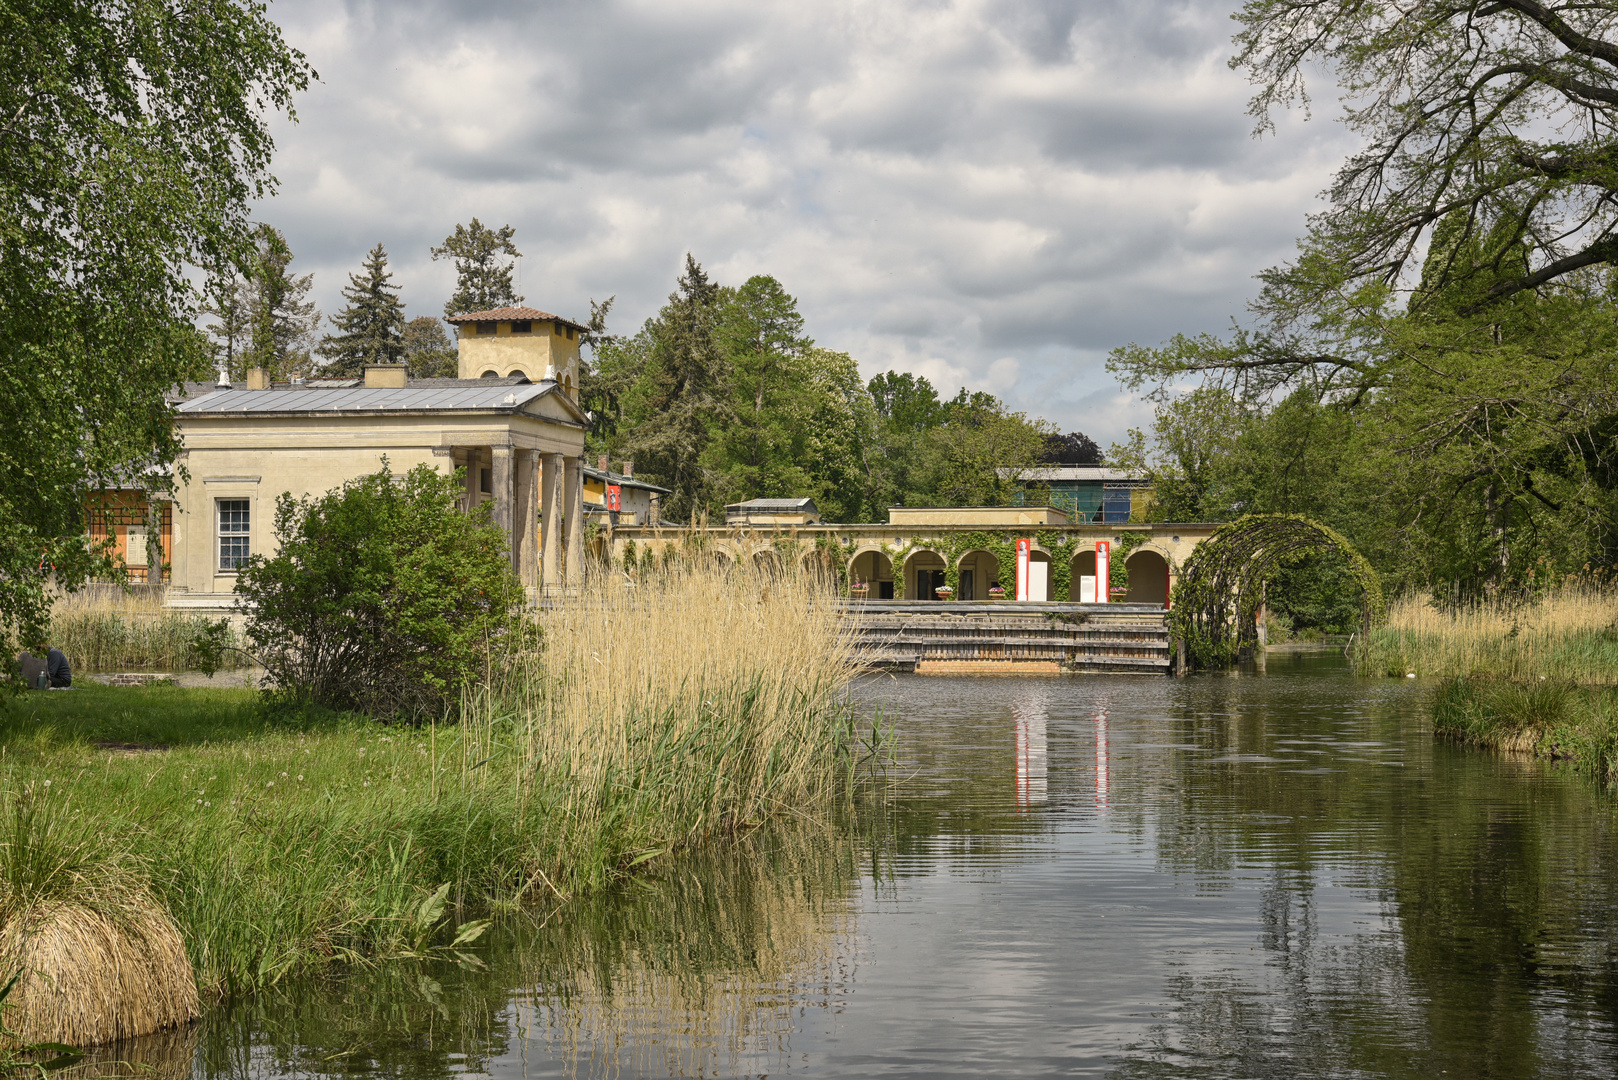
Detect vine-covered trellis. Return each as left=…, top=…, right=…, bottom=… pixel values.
left=1169, top=514, right=1384, bottom=669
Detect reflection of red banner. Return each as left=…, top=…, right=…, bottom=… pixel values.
left=606, top=485, right=621, bottom=512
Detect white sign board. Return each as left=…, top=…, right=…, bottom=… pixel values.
left=126, top=525, right=147, bottom=567
left=1079, top=575, right=1096, bottom=604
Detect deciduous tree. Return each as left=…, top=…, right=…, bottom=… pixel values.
left=432, top=220, right=521, bottom=316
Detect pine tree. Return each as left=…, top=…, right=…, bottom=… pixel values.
left=242, top=224, right=320, bottom=381
left=619, top=255, right=733, bottom=521
left=318, top=243, right=406, bottom=376
left=201, top=271, right=252, bottom=380
left=431, top=219, right=522, bottom=316
left=403, top=316, right=457, bottom=378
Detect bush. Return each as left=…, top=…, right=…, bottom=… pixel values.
left=236, top=463, right=524, bottom=718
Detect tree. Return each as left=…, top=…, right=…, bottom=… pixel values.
left=708, top=275, right=818, bottom=506
left=317, top=244, right=405, bottom=376
left=242, top=224, right=320, bottom=381
left=202, top=271, right=252, bottom=381
left=0, top=0, right=311, bottom=664
left=1040, top=431, right=1103, bottom=465
left=432, top=220, right=521, bottom=316
left=236, top=463, right=523, bottom=718
left=615, top=255, right=734, bottom=521
left=402, top=317, right=457, bottom=379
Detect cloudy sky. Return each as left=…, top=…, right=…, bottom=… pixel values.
left=258, top=0, right=1356, bottom=444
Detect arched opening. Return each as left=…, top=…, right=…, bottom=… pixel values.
left=1027, top=549, right=1053, bottom=601
left=800, top=548, right=839, bottom=589
left=510, top=369, right=528, bottom=380
left=752, top=550, right=781, bottom=577
left=1172, top=513, right=1384, bottom=668
left=955, top=549, right=1000, bottom=602
left=1124, top=549, right=1170, bottom=607
left=1069, top=550, right=1098, bottom=602
left=704, top=549, right=733, bottom=573
left=903, top=549, right=948, bottom=601
left=849, top=550, right=894, bottom=599
left=481, top=370, right=499, bottom=378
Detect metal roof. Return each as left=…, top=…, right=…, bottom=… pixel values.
left=176, top=380, right=560, bottom=416
left=582, top=465, right=670, bottom=494
left=996, top=466, right=1150, bottom=483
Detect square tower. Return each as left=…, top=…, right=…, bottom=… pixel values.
left=445, top=306, right=586, bottom=398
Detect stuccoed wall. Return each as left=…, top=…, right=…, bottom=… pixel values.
left=600, top=522, right=1215, bottom=601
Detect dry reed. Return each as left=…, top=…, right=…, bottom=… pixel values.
left=0, top=786, right=198, bottom=1046
left=509, top=559, right=862, bottom=888
left=46, top=587, right=246, bottom=673
left=1359, top=585, right=1618, bottom=683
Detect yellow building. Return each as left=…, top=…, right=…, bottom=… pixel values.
left=166, top=307, right=594, bottom=613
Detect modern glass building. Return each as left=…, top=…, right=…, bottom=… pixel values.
left=1000, top=466, right=1153, bottom=523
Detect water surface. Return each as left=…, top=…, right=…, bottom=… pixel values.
left=160, top=652, right=1618, bottom=1078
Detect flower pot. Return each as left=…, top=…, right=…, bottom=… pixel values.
left=934, top=588, right=954, bottom=601
left=849, top=586, right=869, bottom=599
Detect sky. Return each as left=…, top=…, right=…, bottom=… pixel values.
left=257, top=0, right=1357, bottom=445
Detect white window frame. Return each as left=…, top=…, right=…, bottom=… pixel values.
left=217, top=498, right=251, bottom=572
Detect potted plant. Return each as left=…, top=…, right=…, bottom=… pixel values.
left=987, top=584, right=1006, bottom=601
left=849, top=579, right=869, bottom=599
left=934, top=583, right=955, bottom=600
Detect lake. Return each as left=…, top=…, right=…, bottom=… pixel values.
left=128, top=651, right=1618, bottom=1078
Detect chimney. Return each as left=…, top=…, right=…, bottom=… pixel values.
left=622, top=460, right=634, bottom=478
left=246, top=367, right=269, bottom=390
left=597, top=455, right=609, bottom=472
left=648, top=492, right=659, bottom=525
left=364, top=364, right=409, bottom=389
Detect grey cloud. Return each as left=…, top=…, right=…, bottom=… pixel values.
left=253, top=0, right=1355, bottom=445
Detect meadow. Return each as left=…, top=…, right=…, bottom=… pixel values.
left=1, top=563, right=874, bottom=999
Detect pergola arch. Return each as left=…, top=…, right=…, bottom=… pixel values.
left=1171, top=514, right=1383, bottom=668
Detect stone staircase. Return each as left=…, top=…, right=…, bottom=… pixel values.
left=842, top=601, right=1172, bottom=674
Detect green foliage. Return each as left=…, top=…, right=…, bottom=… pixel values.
left=1431, top=677, right=1618, bottom=783
left=235, top=463, right=523, bottom=718
left=0, top=0, right=311, bottom=674
left=1170, top=514, right=1383, bottom=668
left=242, top=223, right=321, bottom=380
left=318, top=243, right=406, bottom=376
left=432, top=219, right=521, bottom=316
left=402, top=316, right=457, bottom=379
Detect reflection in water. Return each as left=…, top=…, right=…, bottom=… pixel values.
left=104, top=655, right=1618, bottom=1077
left=1094, top=703, right=1110, bottom=807
left=1014, top=694, right=1047, bottom=809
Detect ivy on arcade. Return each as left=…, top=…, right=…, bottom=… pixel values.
left=1169, top=514, right=1383, bottom=669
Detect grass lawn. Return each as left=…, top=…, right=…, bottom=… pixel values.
left=2, top=683, right=545, bottom=995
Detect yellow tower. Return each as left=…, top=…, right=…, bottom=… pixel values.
left=444, top=306, right=585, bottom=398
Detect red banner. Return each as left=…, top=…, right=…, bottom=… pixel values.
left=606, top=484, right=621, bottom=512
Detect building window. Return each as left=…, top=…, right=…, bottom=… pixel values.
left=479, top=467, right=491, bottom=494
left=480, top=322, right=499, bottom=335
left=481, top=370, right=499, bottom=378
left=512, top=320, right=531, bottom=333
left=568, top=326, right=577, bottom=340
left=218, top=499, right=250, bottom=571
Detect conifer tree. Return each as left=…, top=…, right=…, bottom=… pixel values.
left=403, top=316, right=457, bottom=378
left=618, top=255, right=733, bottom=520
left=318, top=243, right=406, bottom=376
left=243, top=224, right=320, bottom=380
left=431, top=220, right=522, bottom=316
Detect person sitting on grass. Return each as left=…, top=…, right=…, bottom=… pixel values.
left=46, top=645, right=71, bottom=688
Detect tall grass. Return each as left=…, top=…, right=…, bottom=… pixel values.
left=1359, top=585, right=1618, bottom=683
left=46, top=589, right=248, bottom=673
left=1430, top=677, right=1618, bottom=781
left=0, top=562, right=868, bottom=997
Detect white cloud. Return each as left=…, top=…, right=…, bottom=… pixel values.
left=256, top=0, right=1355, bottom=443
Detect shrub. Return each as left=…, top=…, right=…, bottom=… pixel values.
left=236, top=462, right=524, bottom=718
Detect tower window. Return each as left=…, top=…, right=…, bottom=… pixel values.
left=479, top=322, right=499, bottom=335
left=512, top=321, right=531, bottom=333
left=568, top=326, right=577, bottom=340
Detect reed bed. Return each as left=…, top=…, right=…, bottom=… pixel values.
left=1430, top=677, right=1618, bottom=782
left=45, top=588, right=248, bottom=673
left=1359, top=586, right=1618, bottom=683
left=0, top=561, right=869, bottom=1005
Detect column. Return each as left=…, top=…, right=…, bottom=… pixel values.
left=514, top=449, right=539, bottom=584
left=461, top=449, right=479, bottom=513
left=564, top=455, right=584, bottom=583
left=491, top=447, right=514, bottom=563
left=541, top=452, right=563, bottom=588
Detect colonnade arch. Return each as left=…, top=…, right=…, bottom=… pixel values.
left=954, top=549, right=1001, bottom=602
left=847, top=548, right=894, bottom=598
left=902, top=549, right=948, bottom=601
